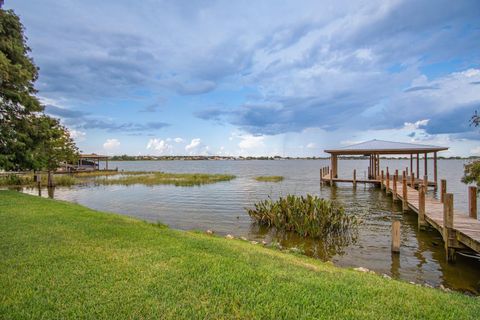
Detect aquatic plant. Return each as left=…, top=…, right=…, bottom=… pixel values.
left=246, top=194, right=357, bottom=238
left=95, top=172, right=236, bottom=187
left=73, top=171, right=151, bottom=178
left=0, top=174, right=77, bottom=187
left=254, top=176, right=284, bottom=182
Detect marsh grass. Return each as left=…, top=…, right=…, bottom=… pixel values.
left=95, top=172, right=236, bottom=186
left=73, top=171, right=151, bottom=178
left=254, top=176, right=284, bottom=182
left=247, top=194, right=357, bottom=238
left=0, top=174, right=77, bottom=187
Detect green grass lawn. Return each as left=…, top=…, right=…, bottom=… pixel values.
left=0, top=191, right=479, bottom=319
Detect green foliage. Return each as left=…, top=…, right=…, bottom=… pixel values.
left=96, top=172, right=236, bottom=186
left=247, top=194, right=357, bottom=238
left=0, top=9, right=78, bottom=171
left=0, top=191, right=478, bottom=319
left=0, top=9, right=42, bottom=170
left=254, top=175, right=284, bottom=182
left=0, top=173, right=77, bottom=187
left=462, top=160, right=480, bottom=187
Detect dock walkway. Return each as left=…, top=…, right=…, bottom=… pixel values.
left=321, top=167, right=480, bottom=261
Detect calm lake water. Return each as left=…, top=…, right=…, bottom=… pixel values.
left=21, top=159, right=480, bottom=294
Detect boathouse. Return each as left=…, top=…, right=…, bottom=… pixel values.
left=323, top=139, right=448, bottom=188
left=77, top=154, right=110, bottom=171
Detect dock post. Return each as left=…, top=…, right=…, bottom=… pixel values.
left=320, top=168, right=323, bottom=185
left=443, top=193, right=457, bottom=262
left=441, top=179, right=447, bottom=203
left=418, top=184, right=426, bottom=229
left=423, top=175, right=428, bottom=190
left=395, top=169, right=398, bottom=181
left=380, top=170, right=384, bottom=190
left=330, top=169, right=333, bottom=185
left=386, top=171, right=390, bottom=194
left=353, top=169, right=356, bottom=188
left=393, top=174, right=398, bottom=200
left=402, top=175, right=408, bottom=212
left=410, top=172, right=415, bottom=187
left=469, top=186, right=477, bottom=219
left=391, top=220, right=401, bottom=253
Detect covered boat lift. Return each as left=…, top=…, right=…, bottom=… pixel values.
left=323, top=139, right=448, bottom=189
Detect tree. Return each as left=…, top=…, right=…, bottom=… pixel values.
left=33, top=116, right=78, bottom=186
left=0, top=9, right=44, bottom=170
left=0, top=8, right=78, bottom=174
left=463, top=110, right=480, bottom=186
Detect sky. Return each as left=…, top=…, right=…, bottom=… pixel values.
left=6, top=0, right=480, bottom=156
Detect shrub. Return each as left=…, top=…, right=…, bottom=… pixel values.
left=462, top=160, right=480, bottom=187
left=246, top=194, right=357, bottom=238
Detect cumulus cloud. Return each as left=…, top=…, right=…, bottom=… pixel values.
left=306, top=142, right=316, bottom=149
left=103, top=138, right=120, bottom=150
left=173, top=137, right=184, bottom=143
left=146, top=138, right=172, bottom=154
left=69, top=129, right=86, bottom=142
left=238, top=135, right=265, bottom=149
left=185, top=138, right=202, bottom=151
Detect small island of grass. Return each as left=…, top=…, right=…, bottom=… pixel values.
left=254, top=175, right=284, bottom=182
left=97, top=172, right=236, bottom=186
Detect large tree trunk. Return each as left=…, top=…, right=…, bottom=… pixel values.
left=47, top=170, right=55, bottom=187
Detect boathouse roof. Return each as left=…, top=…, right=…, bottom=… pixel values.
left=324, top=139, right=448, bottom=155
left=79, top=153, right=109, bottom=159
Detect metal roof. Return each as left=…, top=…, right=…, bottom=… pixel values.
left=79, top=153, right=109, bottom=159
left=324, top=139, right=448, bottom=155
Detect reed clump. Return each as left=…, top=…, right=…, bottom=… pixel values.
left=96, top=172, right=236, bottom=186
left=247, top=194, right=357, bottom=238
left=254, top=176, right=284, bottom=182
left=0, top=174, right=77, bottom=187
left=73, top=171, right=151, bottom=177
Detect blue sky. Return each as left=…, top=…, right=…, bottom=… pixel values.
left=7, top=0, right=480, bottom=156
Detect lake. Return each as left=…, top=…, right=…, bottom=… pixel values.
left=21, top=159, right=480, bottom=294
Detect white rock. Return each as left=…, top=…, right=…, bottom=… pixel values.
left=250, top=241, right=259, bottom=245
left=206, top=230, right=214, bottom=235
left=382, top=274, right=391, bottom=280
left=353, top=267, right=370, bottom=273
left=225, top=234, right=234, bottom=239
left=240, top=236, right=247, bottom=241
left=261, top=240, right=267, bottom=245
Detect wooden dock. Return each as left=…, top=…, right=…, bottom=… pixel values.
left=320, top=166, right=480, bottom=261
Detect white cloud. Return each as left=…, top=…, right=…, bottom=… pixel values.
left=185, top=138, right=202, bottom=151
left=306, top=142, right=316, bottom=149
left=471, top=146, right=480, bottom=155
left=174, top=137, right=184, bottom=143
left=403, top=119, right=430, bottom=130
left=69, top=129, right=86, bottom=142
left=238, top=135, right=265, bottom=149
left=103, top=138, right=120, bottom=150
left=146, top=138, right=172, bottom=154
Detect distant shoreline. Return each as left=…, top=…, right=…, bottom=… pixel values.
left=108, top=156, right=478, bottom=161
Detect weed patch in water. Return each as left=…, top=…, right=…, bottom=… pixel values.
left=247, top=194, right=357, bottom=238
left=254, top=176, right=284, bottom=182
left=95, top=172, right=236, bottom=186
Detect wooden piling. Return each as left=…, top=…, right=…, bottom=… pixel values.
left=380, top=170, right=384, bottom=190
left=353, top=169, right=356, bottom=187
left=443, top=193, right=456, bottom=262
left=393, top=174, right=398, bottom=200
left=441, top=179, right=447, bottom=203
left=330, top=169, right=333, bottom=185
left=423, top=175, right=428, bottom=190
left=391, top=220, right=401, bottom=253
left=410, top=172, right=415, bottom=187
left=386, top=171, right=390, bottom=194
left=469, top=186, right=477, bottom=219
left=418, top=184, right=426, bottom=229
left=402, top=175, right=408, bottom=212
